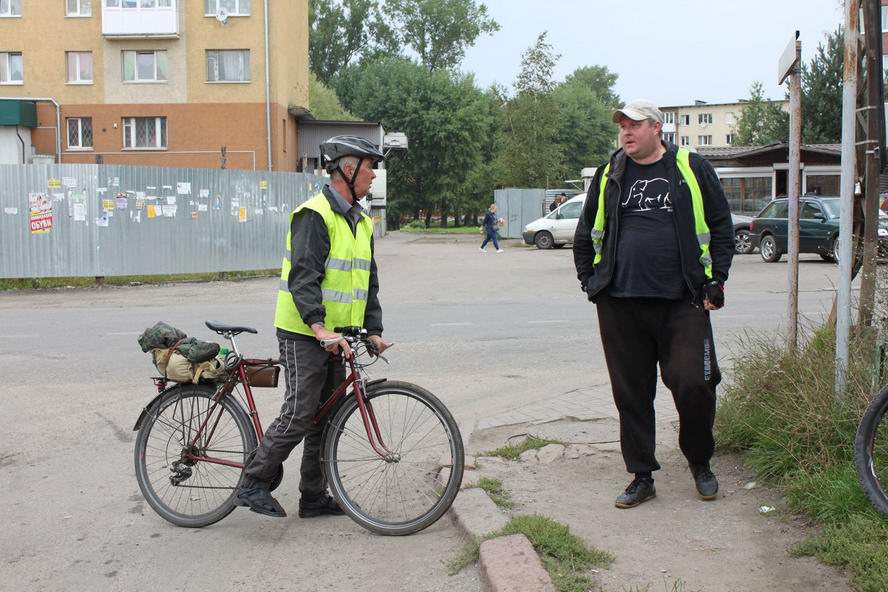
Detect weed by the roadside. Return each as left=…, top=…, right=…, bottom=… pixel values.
left=447, top=514, right=613, bottom=592
left=624, top=577, right=693, bottom=592
left=482, top=435, right=561, bottom=461
left=471, top=477, right=514, bottom=509
left=791, top=513, right=888, bottom=592
left=399, top=223, right=480, bottom=234
left=715, top=324, right=887, bottom=592
left=0, top=269, right=278, bottom=290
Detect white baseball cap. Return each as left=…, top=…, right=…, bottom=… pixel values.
left=612, top=99, right=663, bottom=124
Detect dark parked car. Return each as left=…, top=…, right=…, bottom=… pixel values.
left=732, top=213, right=754, bottom=255
left=750, top=196, right=888, bottom=263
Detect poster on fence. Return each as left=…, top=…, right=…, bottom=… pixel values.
left=29, top=193, right=53, bottom=234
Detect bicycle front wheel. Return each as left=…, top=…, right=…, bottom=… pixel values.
left=855, top=384, right=888, bottom=519
left=323, top=380, right=465, bottom=536
left=134, top=384, right=257, bottom=528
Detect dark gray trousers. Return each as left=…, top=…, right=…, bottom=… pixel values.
left=596, top=294, right=721, bottom=475
left=243, top=335, right=344, bottom=497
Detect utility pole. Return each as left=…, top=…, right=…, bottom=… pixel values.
left=779, top=32, right=802, bottom=352
left=860, top=0, right=884, bottom=328
left=837, top=0, right=860, bottom=401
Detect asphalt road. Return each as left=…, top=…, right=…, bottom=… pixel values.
left=0, top=232, right=855, bottom=591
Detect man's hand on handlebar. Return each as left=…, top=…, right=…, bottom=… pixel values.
left=311, top=323, right=352, bottom=357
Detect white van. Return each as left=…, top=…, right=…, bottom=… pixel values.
left=522, top=193, right=586, bottom=249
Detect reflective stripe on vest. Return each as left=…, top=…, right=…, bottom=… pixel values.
left=593, top=148, right=712, bottom=278
left=274, top=193, right=374, bottom=336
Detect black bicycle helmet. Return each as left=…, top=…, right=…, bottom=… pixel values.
left=319, top=135, right=385, bottom=200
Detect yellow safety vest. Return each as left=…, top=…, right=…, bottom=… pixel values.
left=591, top=148, right=713, bottom=278
left=274, top=193, right=374, bottom=336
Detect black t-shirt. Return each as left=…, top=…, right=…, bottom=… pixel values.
left=607, top=158, right=688, bottom=299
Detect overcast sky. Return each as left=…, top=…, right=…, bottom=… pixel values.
left=461, top=0, right=845, bottom=106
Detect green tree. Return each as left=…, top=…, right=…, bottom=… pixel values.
left=309, top=73, right=358, bottom=120
left=335, top=57, right=493, bottom=226
left=380, top=0, right=499, bottom=71
left=552, top=66, right=620, bottom=176
left=501, top=32, right=566, bottom=187
left=735, top=81, right=788, bottom=145
left=309, top=0, right=388, bottom=84
left=801, top=28, right=842, bottom=144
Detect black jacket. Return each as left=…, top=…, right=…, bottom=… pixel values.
left=573, top=143, right=733, bottom=302
left=277, top=186, right=383, bottom=340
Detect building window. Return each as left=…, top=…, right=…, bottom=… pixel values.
left=661, top=132, right=675, bottom=143
left=698, top=113, right=713, bottom=125
left=726, top=133, right=735, bottom=145
left=67, top=118, right=93, bottom=149
left=107, top=0, right=171, bottom=9
left=725, top=111, right=736, bottom=125
left=205, top=0, right=250, bottom=16
left=67, top=0, right=92, bottom=15
left=698, top=135, right=712, bottom=145
left=66, top=52, right=94, bottom=83
left=123, top=50, right=167, bottom=82
left=123, top=116, right=167, bottom=149
left=882, top=6, right=888, bottom=32
left=680, top=136, right=690, bottom=146
left=0, top=52, right=23, bottom=84
left=206, top=49, right=250, bottom=82
left=662, top=112, right=675, bottom=125
left=0, top=0, right=21, bottom=16
left=679, top=114, right=690, bottom=126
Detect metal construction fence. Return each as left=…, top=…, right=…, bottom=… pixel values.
left=494, top=187, right=546, bottom=239
left=0, top=164, right=383, bottom=279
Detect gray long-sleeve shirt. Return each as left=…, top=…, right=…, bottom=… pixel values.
left=276, top=185, right=383, bottom=340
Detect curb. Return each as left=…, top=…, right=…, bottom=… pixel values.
left=443, top=459, right=555, bottom=592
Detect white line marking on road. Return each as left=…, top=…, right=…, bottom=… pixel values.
left=0, top=334, right=39, bottom=339
left=430, top=322, right=474, bottom=327
left=106, top=331, right=141, bottom=336
left=527, top=320, right=570, bottom=324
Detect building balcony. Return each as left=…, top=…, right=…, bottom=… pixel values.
left=102, top=1, right=179, bottom=39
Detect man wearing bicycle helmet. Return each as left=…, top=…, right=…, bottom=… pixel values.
left=237, top=135, right=390, bottom=518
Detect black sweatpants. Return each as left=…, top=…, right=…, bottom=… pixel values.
left=595, top=294, right=721, bottom=475
left=243, top=335, right=344, bottom=496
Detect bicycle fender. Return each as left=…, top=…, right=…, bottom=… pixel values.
left=133, top=392, right=166, bottom=431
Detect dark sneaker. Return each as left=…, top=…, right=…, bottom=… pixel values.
left=298, top=493, right=345, bottom=518
left=236, top=486, right=287, bottom=518
left=690, top=464, right=719, bottom=500
left=614, top=477, right=656, bottom=509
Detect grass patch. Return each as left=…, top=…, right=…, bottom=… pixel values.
left=482, top=435, right=561, bottom=461
left=623, top=578, right=694, bottom=592
left=449, top=514, right=613, bottom=592
left=472, top=477, right=514, bottom=509
left=0, top=270, right=278, bottom=291
left=399, top=224, right=484, bottom=234
left=715, top=323, right=887, bottom=591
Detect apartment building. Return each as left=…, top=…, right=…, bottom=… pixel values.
left=0, top=0, right=308, bottom=170
left=660, top=99, right=788, bottom=151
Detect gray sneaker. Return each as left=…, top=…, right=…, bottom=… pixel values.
left=690, top=464, right=719, bottom=500
left=614, top=477, right=656, bottom=509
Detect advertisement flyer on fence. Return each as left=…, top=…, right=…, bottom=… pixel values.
left=29, top=193, right=53, bottom=235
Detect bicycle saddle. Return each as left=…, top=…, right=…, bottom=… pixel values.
left=205, top=320, right=259, bottom=335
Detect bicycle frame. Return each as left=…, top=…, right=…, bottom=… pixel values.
left=175, top=346, right=393, bottom=471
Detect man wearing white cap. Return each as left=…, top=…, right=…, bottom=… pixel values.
left=573, top=99, right=734, bottom=508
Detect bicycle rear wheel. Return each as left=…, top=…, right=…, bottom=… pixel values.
left=855, top=384, right=888, bottom=519
left=134, top=384, right=257, bottom=528
left=323, top=380, right=464, bottom=536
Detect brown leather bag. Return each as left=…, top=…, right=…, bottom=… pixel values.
left=246, top=365, right=280, bottom=388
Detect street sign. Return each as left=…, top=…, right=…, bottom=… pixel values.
left=778, top=31, right=801, bottom=84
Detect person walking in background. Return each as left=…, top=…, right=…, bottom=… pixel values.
left=573, top=99, right=734, bottom=509
left=480, top=204, right=504, bottom=253
left=550, top=192, right=567, bottom=213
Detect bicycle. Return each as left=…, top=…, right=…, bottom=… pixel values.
left=133, top=321, right=465, bottom=535
left=855, top=383, right=888, bottom=519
